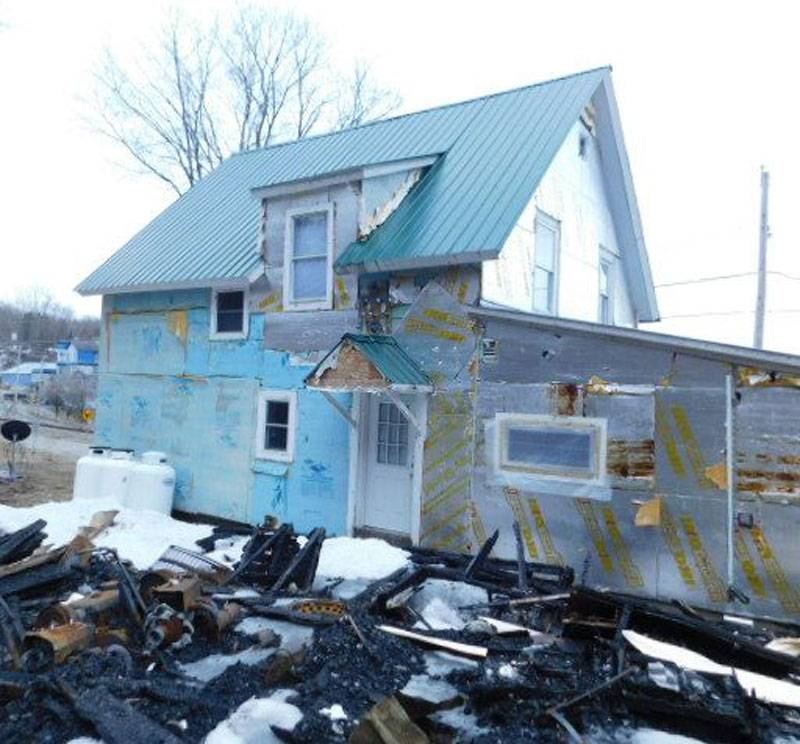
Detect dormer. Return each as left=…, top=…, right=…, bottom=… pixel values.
left=250, top=156, right=436, bottom=313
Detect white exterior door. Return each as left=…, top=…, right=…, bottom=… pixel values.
left=362, top=396, right=414, bottom=535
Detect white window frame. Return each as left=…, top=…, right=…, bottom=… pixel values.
left=598, top=247, right=615, bottom=325
left=533, top=210, right=560, bottom=315
left=255, top=389, right=297, bottom=462
left=283, top=204, right=334, bottom=311
left=495, top=413, right=607, bottom=485
left=210, top=287, right=249, bottom=340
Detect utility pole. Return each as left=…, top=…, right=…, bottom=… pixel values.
left=753, top=167, right=770, bottom=349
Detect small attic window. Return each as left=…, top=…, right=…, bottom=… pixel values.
left=578, top=134, right=589, bottom=160
left=580, top=103, right=597, bottom=136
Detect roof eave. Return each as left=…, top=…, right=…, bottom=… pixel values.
left=75, top=260, right=265, bottom=297
left=335, top=248, right=494, bottom=275
left=471, top=304, right=800, bottom=374
left=595, top=76, right=660, bottom=322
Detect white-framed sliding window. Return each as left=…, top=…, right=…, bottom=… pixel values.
left=210, top=287, right=249, bottom=340
left=495, top=413, right=606, bottom=485
left=598, top=247, right=616, bottom=325
left=283, top=204, right=334, bottom=311
left=533, top=210, right=560, bottom=315
left=255, top=389, right=297, bottom=462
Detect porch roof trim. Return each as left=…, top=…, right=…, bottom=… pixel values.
left=305, top=334, right=433, bottom=393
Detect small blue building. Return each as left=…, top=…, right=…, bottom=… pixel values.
left=56, top=339, right=99, bottom=374
left=76, top=67, right=800, bottom=620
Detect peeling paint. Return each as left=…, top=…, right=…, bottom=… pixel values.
left=167, top=310, right=189, bottom=345
left=358, top=169, right=422, bottom=240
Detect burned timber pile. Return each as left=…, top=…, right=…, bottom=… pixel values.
left=2, top=516, right=800, bottom=742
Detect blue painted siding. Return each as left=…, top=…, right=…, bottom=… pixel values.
left=96, top=290, right=351, bottom=532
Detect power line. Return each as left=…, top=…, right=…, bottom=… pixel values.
left=655, top=272, right=755, bottom=288
left=661, top=308, right=800, bottom=320
left=656, top=269, right=800, bottom=289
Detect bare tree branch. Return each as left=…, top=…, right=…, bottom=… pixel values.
left=90, top=7, right=401, bottom=195
left=334, top=60, right=402, bottom=130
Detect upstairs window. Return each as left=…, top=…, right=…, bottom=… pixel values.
left=284, top=205, right=333, bottom=311
left=255, top=390, right=297, bottom=461
left=533, top=211, right=560, bottom=314
left=598, top=248, right=615, bottom=325
left=496, top=413, right=606, bottom=483
left=211, top=289, right=248, bottom=339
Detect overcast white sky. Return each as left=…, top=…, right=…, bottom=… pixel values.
left=1, top=1, right=799, bottom=352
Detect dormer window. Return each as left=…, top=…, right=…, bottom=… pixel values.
left=210, top=288, right=249, bottom=340
left=284, top=205, right=334, bottom=311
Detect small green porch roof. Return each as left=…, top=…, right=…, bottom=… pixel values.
left=305, top=334, right=431, bottom=391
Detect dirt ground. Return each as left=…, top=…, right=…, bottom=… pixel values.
left=0, top=424, right=93, bottom=507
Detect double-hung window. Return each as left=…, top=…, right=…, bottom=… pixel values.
left=533, top=211, right=560, bottom=314
left=211, top=289, right=248, bottom=339
left=255, top=390, right=297, bottom=462
left=598, top=247, right=615, bottom=325
left=284, top=205, right=333, bottom=311
left=496, top=413, right=606, bottom=484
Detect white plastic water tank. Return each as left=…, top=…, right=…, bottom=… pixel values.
left=125, top=451, right=176, bottom=514
left=72, top=447, right=109, bottom=501
left=99, top=450, right=135, bottom=502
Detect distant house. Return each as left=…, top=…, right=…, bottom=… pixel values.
left=55, top=339, right=99, bottom=374
left=77, top=67, right=800, bottom=621
left=0, top=362, right=58, bottom=388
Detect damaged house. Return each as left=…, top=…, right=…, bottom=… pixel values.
left=77, top=66, right=800, bottom=623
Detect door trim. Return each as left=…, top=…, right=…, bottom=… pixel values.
left=348, top=392, right=426, bottom=543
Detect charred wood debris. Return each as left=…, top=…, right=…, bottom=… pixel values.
left=0, top=516, right=798, bottom=744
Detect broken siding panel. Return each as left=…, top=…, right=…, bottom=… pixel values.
left=394, top=282, right=477, bottom=385
left=736, top=386, right=800, bottom=505
left=585, top=393, right=655, bottom=488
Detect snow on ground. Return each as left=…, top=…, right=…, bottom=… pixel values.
left=180, top=646, right=275, bottom=682
left=0, top=496, right=213, bottom=569
left=316, top=536, right=409, bottom=580
left=235, top=616, right=315, bottom=653
left=0, top=496, right=410, bottom=583
left=409, top=579, right=487, bottom=630
left=204, top=689, right=302, bottom=744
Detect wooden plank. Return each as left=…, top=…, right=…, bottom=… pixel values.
left=377, top=624, right=487, bottom=658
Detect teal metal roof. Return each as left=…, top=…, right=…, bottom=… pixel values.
left=337, top=68, right=607, bottom=271
left=75, top=96, right=481, bottom=295
left=344, top=334, right=431, bottom=387
left=305, top=333, right=431, bottom=389
left=77, top=66, right=658, bottom=322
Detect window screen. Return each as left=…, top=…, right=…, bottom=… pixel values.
left=377, top=402, right=409, bottom=465
left=291, top=212, right=328, bottom=302
left=216, top=290, right=245, bottom=333
left=507, top=428, right=593, bottom=472
left=533, top=214, right=559, bottom=314
left=499, top=415, right=604, bottom=481
left=264, top=400, right=290, bottom=452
